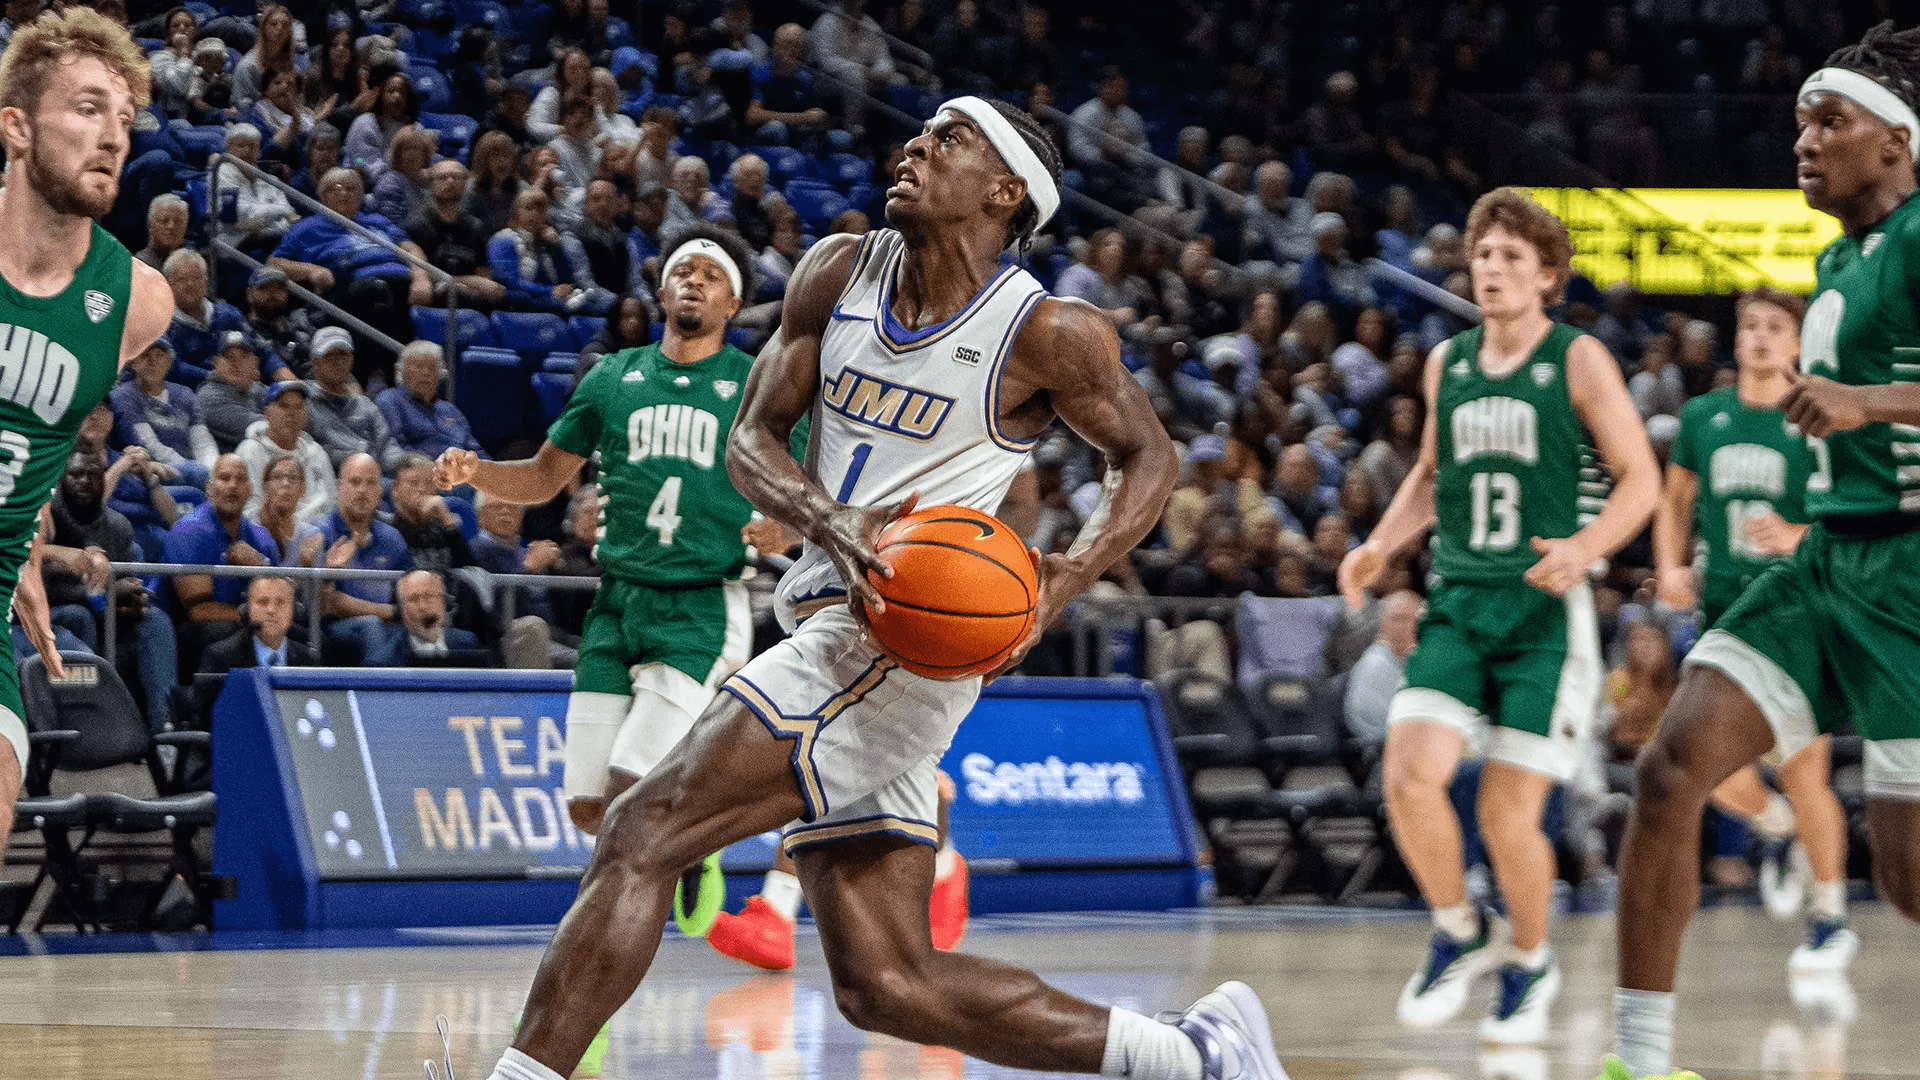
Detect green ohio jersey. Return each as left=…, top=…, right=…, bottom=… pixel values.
left=0, top=225, right=131, bottom=584
left=1801, top=191, right=1920, bottom=517
left=1670, top=386, right=1813, bottom=594
left=1432, top=322, right=1587, bottom=584
left=549, top=343, right=761, bottom=587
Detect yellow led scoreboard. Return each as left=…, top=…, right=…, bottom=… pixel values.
left=1526, top=188, right=1841, bottom=295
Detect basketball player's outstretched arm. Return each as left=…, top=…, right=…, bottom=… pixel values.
left=729, top=234, right=911, bottom=615
left=121, top=261, right=175, bottom=367
left=1651, top=458, right=1700, bottom=608
left=1339, top=342, right=1444, bottom=607
left=989, top=298, right=1178, bottom=670
left=435, top=442, right=586, bottom=505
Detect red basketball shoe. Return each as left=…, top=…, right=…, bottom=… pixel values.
left=930, top=848, right=969, bottom=951
left=708, top=895, right=797, bottom=971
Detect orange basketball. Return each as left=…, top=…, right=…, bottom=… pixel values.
left=863, top=505, right=1038, bottom=680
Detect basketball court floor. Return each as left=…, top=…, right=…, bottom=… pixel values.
left=0, top=903, right=1911, bottom=1080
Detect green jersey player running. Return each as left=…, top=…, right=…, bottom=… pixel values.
left=1609, top=20, right=1920, bottom=1080
left=1652, top=288, right=1857, bottom=970
left=1340, top=187, right=1659, bottom=1045
left=436, top=225, right=768, bottom=941
left=0, top=8, right=174, bottom=863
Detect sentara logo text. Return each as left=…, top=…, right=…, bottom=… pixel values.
left=961, top=752, right=1147, bottom=806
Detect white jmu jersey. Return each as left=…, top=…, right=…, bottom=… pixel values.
left=776, top=229, right=1046, bottom=630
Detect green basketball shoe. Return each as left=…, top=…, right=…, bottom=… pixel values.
left=673, top=851, right=726, bottom=938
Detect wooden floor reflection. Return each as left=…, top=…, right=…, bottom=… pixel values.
left=0, top=904, right=1911, bottom=1079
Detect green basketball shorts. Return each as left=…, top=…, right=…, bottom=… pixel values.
left=1390, top=580, right=1602, bottom=781
left=1687, top=521, right=1920, bottom=800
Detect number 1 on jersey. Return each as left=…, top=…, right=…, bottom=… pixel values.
left=1469, top=471, right=1520, bottom=551
left=647, top=475, right=683, bottom=545
left=835, top=443, right=873, bottom=503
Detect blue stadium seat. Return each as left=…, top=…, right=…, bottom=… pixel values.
left=174, top=125, right=227, bottom=168
left=490, top=311, right=573, bottom=367
left=411, top=28, right=457, bottom=59
left=605, top=17, right=634, bottom=49
left=846, top=183, right=878, bottom=215
left=418, top=112, right=477, bottom=159
left=540, top=353, right=578, bottom=374
left=886, top=83, right=934, bottom=119
left=568, top=315, right=605, bottom=347
left=759, top=145, right=812, bottom=186
left=455, top=347, right=528, bottom=443
left=531, top=371, right=573, bottom=424
left=408, top=66, right=454, bottom=113
left=724, top=327, right=758, bottom=352
left=785, top=186, right=849, bottom=234
left=824, top=153, right=869, bottom=191
left=412, top=306, right=497, bottom=351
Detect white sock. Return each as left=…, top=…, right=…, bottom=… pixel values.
left=935, top=845, right=960, bottom=880
left=1809, top=878, right=1846, bottom=920
left=489, top=1048, right=565, bottom=1080
left=1753, top=794, right=1795, bottom=840
left=1613, top=988, right=1675, bottom=1077
left=1512, top=942, right=1550, bottom=970
left=1432, top=900, right=1479, bottom=941
left=761, top=870, right=802, bottom=921
left=1100, top=1007, right=1205, bottom=1080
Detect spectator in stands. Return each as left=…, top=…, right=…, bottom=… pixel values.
left=1271, top=443, right=1336, bottom=535
left=477, top=84, right=535, bottom=153
left=831, top=209, right=870, bottom=236
left=1306, top=513, right=1353, bottom=595
left=307, top=26, right=372, bottom=127
left=320, top=453, right=411, bottom=663
left=1069, top=66, right=1155, bottom=213
left=747, top=23, right=828, bottom=150
left=566, top=178, right=635, bottom=309
left=755, top=207, right=806, bottom=302
left=630, top=177, right=669, bottom=264
left=302, top=327, right=400, bottom=472
left=1243, top=161, right=1313, bottom=267
left=391, top=570, right=482, bottom=665
left=252, top=451, right=325, bottom=568
left=576, top=294, right=655, bottom=386
left=197, top=332, right=268, bottom=453
left=1163, top=518, right=1265, bottom=597
left=542, top=488, right=603, bottom=636
left=550, top=95, right=604, bottom=200
left=1675, top=318, right=1723, bottom=397
left=47, top=451, right=179, bottom=729
left=135, top=194, right=189, bottom=271
left=529, top=49, right=597, bottom=144
left=1333, top=306, right=1392, bottom=410
left=1381, top=69, right=1478, bottom=201
left=463, top=130, right=523, bottom=237
left=663, top=154, right=726, bottom=235
left=471, top=493, right=536, bottom=575
left=407, top=159, right=505, bottom=306
left=1630, top=332, right=1687, bottom=419
left=589, top=68, right=638, bottom=144
left=232, top=3, right=303, bottom=114
left=488, top=187, right=588, bottom=313
left=1010, top=5, right=1056, bottom=90
left=290, top=121, right=341, bottom=200
left=237, top=381, right=334, bottom=524
left=270, top=168, right=435, bottom=381
left=215, top=124, right=298, bottom=252
left=241, top=267, right=314, bottom=379
left=1296, top=213, right=1376, bottom=323
left=369, top=124, right=435, bottom=227
left=386, top=453, right=476, bottom=579
left=1357, top=393, right=1421, bottom=512
left=1054, top=229, right=1153, bottom=337
left=1165, top=239, right=1242, bottom=341
left=344, top=71, right=420, bottom=182
left=808, top=0, right=898, bottom=139
left=187, top=36, right=236, bottom=125
left=166, top=454, right=280, bottom=661
left=1343, top=589, right=1423, bottom=747
left=1304, top=70, right=1377, bottom=172
left=377, top=342, right=482, bottom=461
left=112, top=338, right=216, bottom=488
left=149, top=7, right=196, bottom=118
left=727, top=154, right=783, bottom=252
left=248, top=67, right=317, bottom=176
left=633, top=105, right=676, bottom=187
left=448, top=25, right=502, bottom=120
left=196, top=576, right=316, bottom=677
left=1157, top=126, right=1213, bottom=235
left=931, top=0, right=1002, bottom=97
left=165, top=251, right=249, bottom=386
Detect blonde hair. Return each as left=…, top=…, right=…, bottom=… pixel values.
left=0, top=5, right=150, bottom=114
left=1464, top=186, right=1575, bottom=305
left=387, top=124, right=435, bottom=174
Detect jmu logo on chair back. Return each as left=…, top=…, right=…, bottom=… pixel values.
left=822, top=366, right=954, bottom=440
left=0, top=324, right=79, bottom=424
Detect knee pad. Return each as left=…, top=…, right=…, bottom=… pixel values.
left=563, top=692, right=631, bottom=801
left=607, top=664, right=710, bottom=782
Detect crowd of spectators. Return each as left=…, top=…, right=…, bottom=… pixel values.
left=26, top=0, right=1864, bottom=899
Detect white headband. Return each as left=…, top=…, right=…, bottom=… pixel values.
left=662, top=237, right=742, bottom=299
left=938, top=96, right=1059, bottom=233
left=1800, top=67, right=1920, bottom=162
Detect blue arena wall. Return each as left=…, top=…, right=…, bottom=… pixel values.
left=211, top=669, right=1210, bottom=930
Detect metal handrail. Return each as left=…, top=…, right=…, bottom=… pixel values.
left=1031, top=101, right=1243, bottom=207
left=209, top=153, right=453, bottom=285
left=208, top=238, right=405, bottom=355
left=1365, top=258, right=1481, bottom=323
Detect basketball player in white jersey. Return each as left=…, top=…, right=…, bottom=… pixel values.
left=458, top=97, right=1288, bottom=1080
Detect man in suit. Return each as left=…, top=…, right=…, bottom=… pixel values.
left=191, top=576, right=314, bottom=730
left=392, top=569, right=483, bottom=667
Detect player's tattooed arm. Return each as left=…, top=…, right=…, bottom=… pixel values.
left=729, top=234, right=915, bottom=616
